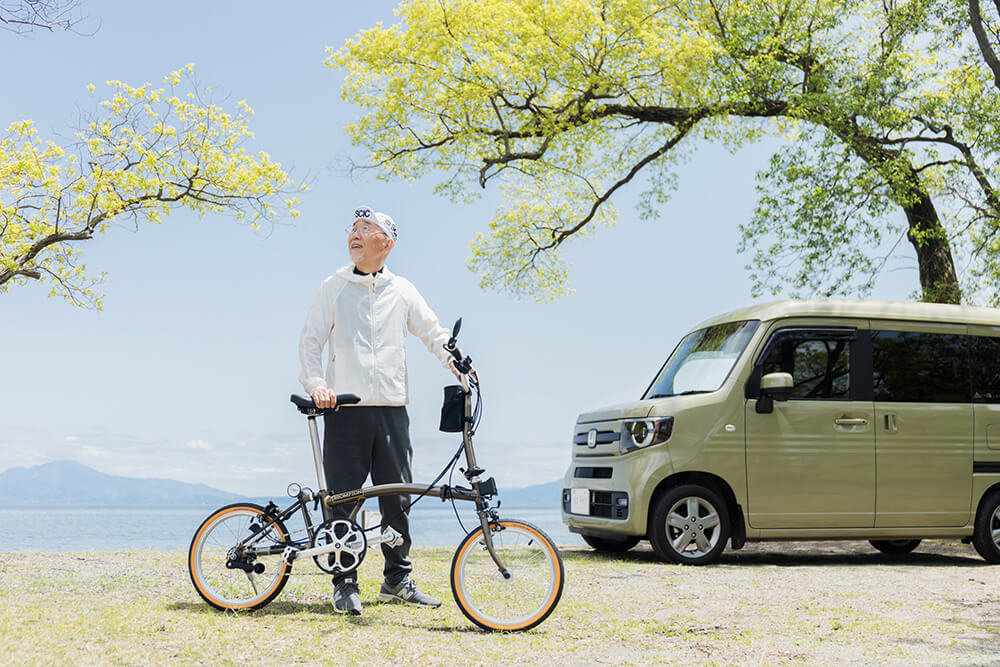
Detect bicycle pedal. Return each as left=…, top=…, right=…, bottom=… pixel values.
left=378, top=526, right=403, bottom=548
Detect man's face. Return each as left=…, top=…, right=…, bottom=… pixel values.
left=348, top=219, right=392, bottom=266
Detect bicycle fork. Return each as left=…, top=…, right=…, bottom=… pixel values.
left=476, top=509, right=512, bottom=579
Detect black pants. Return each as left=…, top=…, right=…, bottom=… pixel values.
left=323, top=406, right=412, bottom=585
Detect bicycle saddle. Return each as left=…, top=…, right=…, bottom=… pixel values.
left=289, top=393, right=362, bottom=415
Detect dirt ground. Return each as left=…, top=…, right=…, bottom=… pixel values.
left=2, top=540, right=999, bottom=664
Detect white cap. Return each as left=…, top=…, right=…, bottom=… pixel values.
left=353, top=205, right=397, bottom=241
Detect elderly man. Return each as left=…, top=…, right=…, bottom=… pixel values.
left=298, top=205, right=455, bottom=615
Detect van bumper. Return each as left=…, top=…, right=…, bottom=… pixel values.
left=561, top=451, right=672, bottom=538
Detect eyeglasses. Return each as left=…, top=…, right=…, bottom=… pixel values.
left=346, top=223, right=386, bottom=237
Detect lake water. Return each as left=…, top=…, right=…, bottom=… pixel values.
left=0, top=503, right=582, bottom=552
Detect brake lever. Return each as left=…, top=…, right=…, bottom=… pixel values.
left=455, top=355, right=473, bottom=374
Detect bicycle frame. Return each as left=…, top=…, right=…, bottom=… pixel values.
left=298, top=371, right=510, bottom=575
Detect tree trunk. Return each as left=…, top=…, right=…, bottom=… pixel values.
left=901, top=190, right=962, bottom=304
left=826, top=119, right=963, bottom=305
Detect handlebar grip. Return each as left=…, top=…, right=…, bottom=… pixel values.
left=445, top=340, right=464, bottom=362
left=337, top=393, right=361, bottom=405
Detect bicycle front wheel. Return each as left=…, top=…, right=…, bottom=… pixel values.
left=188, top=503, right=291, bottom=611
left=450, top=518, right=564, bottom=631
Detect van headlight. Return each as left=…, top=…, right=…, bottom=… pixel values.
left=621, top=417, right=674, bottom=452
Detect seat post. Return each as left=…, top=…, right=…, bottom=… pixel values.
left=307, top=415, right=326, bottom=491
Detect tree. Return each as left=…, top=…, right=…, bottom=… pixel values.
left=329, top=0, right=1000, bottom=305
left=1, top=0, right=90, bottom=34
left=0, top=65, right=300, bottom=308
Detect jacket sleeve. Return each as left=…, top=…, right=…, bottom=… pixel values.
left=298, top=279, right=336, bottom=394
left=405, top=283, right=453, bottom=368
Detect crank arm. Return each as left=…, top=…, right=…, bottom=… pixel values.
left=288, top=542, right=362, bottom=561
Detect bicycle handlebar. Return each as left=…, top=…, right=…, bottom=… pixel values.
left=444, top=316, right=475, bottom=374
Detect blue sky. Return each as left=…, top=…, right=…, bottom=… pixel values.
left=0, top=0, right=919, bottom=495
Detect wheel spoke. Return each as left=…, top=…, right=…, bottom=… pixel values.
left=693, top=531, right=712, bottom=553
left=667, top=513, right=687, bottom=529
left=671, top=529, right=693, bottom=551
left=686, top=498, right=699, bottom=519
left=991, top=527, right=1000, bottom=545
left=701, top=513, right=720, bottom=530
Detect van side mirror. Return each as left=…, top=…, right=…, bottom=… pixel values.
left=756, top=372, right=793, bottom=414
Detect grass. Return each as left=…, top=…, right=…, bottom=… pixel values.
left=2, top=541, right=1000, bottom=664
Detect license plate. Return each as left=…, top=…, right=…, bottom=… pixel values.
left=570, top=488, right=590, bottom=515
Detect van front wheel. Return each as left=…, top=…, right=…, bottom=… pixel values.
left=972, top=490, right=1000, bottom=564
left=649, top=485, right=730, bottom=565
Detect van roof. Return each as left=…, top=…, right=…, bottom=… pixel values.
left=696, top=299, right=1000, bottom=329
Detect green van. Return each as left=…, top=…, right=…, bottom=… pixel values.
left=561, top=299, right=1000, bottom=564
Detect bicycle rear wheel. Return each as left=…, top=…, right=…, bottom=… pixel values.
left=188, top=503, right=291, bottom=611
left=450, top=518, right=564, bottom=631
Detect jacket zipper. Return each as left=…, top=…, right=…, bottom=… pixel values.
left=370, top=276, right=377, bottom=402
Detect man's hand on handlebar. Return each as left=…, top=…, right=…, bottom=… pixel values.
left=449, top=360, right=480, bottom=385
left=310, top=387, right=339, bottom=410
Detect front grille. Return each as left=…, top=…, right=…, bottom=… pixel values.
left=573, top=430, right=620, bottom=446
left=575, top=467, right=612, bottom=479
left=562, top=489, right=629, bottom=520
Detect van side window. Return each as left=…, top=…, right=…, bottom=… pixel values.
left=871, top=331, right=969, bottom=402
left=761, top=337, right=851, bottom=399
left=972, top=336, right=1000, bottom=402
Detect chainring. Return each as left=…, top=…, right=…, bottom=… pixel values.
left=311, top=518, right=367, bottom=575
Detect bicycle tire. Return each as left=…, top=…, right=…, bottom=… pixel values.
left=188, top=503, right=292, bottom=611
left=450, top=518, right=564, bottom=632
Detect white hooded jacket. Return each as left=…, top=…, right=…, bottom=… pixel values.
left=298, top=265, right=452, bottom=406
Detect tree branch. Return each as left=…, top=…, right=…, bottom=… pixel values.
left=0, top=0, right=93, bottom=35
left=523, top=122, right=697, bottom=272
left=969, top=0, right=1000, bottom=90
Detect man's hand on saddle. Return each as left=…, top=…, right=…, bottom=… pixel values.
left=310, top=387, right=338, bottom=410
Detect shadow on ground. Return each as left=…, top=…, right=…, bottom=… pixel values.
left=561, top=540, right=988, bottom=568
left=165, top=600, right=484, bottom=633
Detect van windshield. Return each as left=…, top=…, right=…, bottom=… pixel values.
left=644, top=320, right=759, bottom=399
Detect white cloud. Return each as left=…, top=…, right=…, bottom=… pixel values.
left=185, top=439, right=213, bottom=451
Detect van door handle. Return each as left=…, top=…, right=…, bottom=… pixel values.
left=884, top=413, right=898, bottom=432
left=834, top=417, right=868, bottom=426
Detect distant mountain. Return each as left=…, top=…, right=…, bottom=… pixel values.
left=0, top=460, right=563, bottom=509
left=0, top=460, right=247, bottom=506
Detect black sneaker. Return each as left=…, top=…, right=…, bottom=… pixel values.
left=332, top=580, right=362, bottom=615
left=376, top=577, right=441, bottom=608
